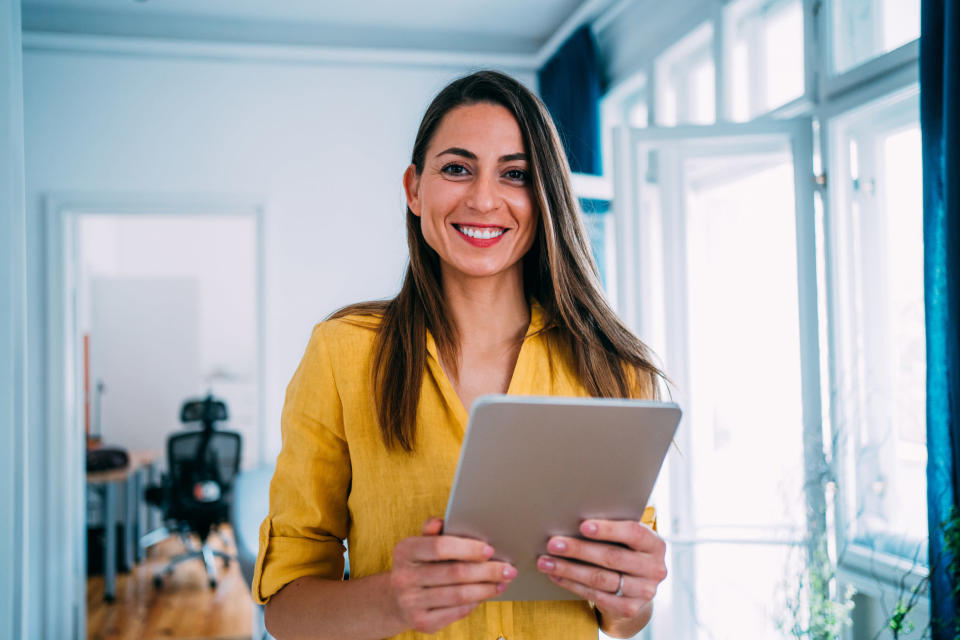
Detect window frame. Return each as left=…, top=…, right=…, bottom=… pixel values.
left=592, top=0, right=927, bottom=624
left=818, top=71, right=926, bottom=587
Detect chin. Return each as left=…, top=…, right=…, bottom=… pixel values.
left=446, top=260, right=518, bottom=281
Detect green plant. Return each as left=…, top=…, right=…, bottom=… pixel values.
left=780, top=544, right=856, bottom=640
left=873, top=507, right=960, bottom=640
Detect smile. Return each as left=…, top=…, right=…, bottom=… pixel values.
left=454, top=224, right=507, bottom=240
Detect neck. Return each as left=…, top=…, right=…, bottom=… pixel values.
left=440, top=265, right=530, bottom=351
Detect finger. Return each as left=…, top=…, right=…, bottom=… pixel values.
left=415, top=560, right=517, bottom=587
left=544, top=536, right=640, bottom=575
left=422, top=517, right=444, bottom=536
left=545, top=536, right=664, bottom=578
left=536, top=555, right=620, bottom=593
left=408, top=581, right=506, bottom=610
left=406, top=535, right=495, bottom=563
left=580, top=519, right=665, bottom=554
left=547, top=574, right=653, bottom=620
left=407, top=602, right=480, bottom=635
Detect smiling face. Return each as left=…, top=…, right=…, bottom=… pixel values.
left=404, top=102, right=539, bottom=285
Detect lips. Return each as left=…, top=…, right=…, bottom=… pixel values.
left=453, top=223, right=508, bottom=247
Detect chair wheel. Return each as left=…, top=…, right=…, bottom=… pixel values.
left=208, top=578, right=217, bottom=589
left=153, top=575, right=163, bottom=589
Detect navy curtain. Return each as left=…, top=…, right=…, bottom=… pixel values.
left=921, top=0, right=960, bottom=636
left=538, top=25, right=603, bottom=175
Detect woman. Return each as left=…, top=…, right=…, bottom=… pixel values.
left=253, top=70, right=669, bottom=639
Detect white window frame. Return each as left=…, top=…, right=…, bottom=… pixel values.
left=598, top=0, right=927, bottom=633
left=612, top=118, right=822, bottom=639
left=721, top=0, right=815, bottom=121
left=817, top=65, right=925, bottom=589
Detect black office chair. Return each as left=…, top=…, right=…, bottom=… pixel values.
left=146, top=394, right=242, bottom=589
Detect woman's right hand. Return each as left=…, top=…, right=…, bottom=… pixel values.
left=388, top=517, right=517, bottom=634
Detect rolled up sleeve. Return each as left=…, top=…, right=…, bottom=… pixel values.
left=252, top=322, right=352, bottom=605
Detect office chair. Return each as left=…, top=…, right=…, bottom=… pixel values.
left=146, top=394, right=242, bottom=589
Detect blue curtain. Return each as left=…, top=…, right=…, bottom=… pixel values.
left=538, top=25, right=603, bottom=175
left=921, top=0, right=960, bottom=636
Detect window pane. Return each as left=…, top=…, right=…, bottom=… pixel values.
left=655, top=23, right=715, bottom=126
left=831, top=0, right=920, bottom=74
left=880, top=125, right=926, bottom=542
left=684, top=150, right=805, bottom=534
left=725, top=0, right=804, bottom=120
left=637, top=136, right=807, bottom=639
left=763, top=1, right=804, bottom=108
left=828, top=88, right=927, bottom=560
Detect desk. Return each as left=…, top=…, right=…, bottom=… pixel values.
left=87, top=449, right=160, bottom=603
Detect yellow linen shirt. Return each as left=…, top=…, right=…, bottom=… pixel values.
left=252, top=303, right=656, bottom=639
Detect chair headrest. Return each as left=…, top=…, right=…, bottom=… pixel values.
left=180, top=394, right=228, bottom=425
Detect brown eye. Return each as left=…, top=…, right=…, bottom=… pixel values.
left=441, top=163, right=469, bottom=176
left=505, top=169, right=529, bottom=183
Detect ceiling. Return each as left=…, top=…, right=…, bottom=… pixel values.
left=20, top=0, right=609, bottom=57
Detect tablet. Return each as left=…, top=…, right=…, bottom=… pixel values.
left=443, top=395, right=681, bottom=601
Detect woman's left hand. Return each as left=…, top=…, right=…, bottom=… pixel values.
left=536, top=519, right=667, bottom=638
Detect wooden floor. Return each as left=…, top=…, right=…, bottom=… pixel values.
left=87, top=524, right=253, bottom=640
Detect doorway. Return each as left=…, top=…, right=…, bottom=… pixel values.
left=46, top=196, right=265, bottom=639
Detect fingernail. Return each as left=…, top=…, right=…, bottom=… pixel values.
left=538, top=557, right=556, bottom=571
left=583, top=521, right=598, bottom=535
left=483, top=544, right=495, bottom=557
left=503, top=565, right=517, bottom=579
left=548, top=538, right=567, bottom=553
left=497, top=582, right=508, bottom=593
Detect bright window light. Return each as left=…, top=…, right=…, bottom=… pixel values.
left=830, top=0, right=920, bottom=74
left=724, top=0, right=805, bottom=120
left=655, top=22, right=715, bottom=126
left=827, top=87, right=927, bottom=560
left=636, top=137, right=807, bottom=639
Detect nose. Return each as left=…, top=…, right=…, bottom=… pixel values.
left=465, top=171, right=498, bottom=213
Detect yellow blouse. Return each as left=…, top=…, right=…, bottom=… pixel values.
left=252, top=303, right=655, bottom=640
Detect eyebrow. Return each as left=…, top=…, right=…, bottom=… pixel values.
left=435, top=147, right=527, bottom=163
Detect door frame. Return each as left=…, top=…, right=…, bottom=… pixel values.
left=45, top=192, right=267, bottom=639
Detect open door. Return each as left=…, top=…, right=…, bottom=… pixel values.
left=611, top=119, right=824, bottom=639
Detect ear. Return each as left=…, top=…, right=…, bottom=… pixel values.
left=403, top=164, right=421, bottom=216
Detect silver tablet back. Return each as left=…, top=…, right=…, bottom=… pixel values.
left=443, top=395, right=681, bottom=601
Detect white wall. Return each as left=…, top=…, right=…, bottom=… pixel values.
left=22, top=49, right=535, bottom=464
left=79, top=214, right=261, bottom=468
left=79, top=215, right=258, bottom=380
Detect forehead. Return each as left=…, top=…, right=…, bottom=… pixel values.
left=429, top=103, right=526, bottom=155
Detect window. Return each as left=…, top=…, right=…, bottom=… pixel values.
left=600, top=0, right=925, bottom=635
left=724, top=0, right=805, bottom=120
left=616, top=122, right=815, bottom=639
left=825, top=87, right=927, bottom=561
left=829, top=0, right=921, bottom=74
left=579, top=198, right=615, bottom=295
left=654, top=23, right=715, bottom=126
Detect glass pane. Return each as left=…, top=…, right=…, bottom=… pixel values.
left=879, top=124, right=926, bottom=542
left=763, top=1, right=804, bottom=108
left=831, top=0, right=920, bottom=74
left=828, top=89, right=927, bottom=560
left=655, top=23, right=715, bottom=126
left=636, top=134, right=807, bottom=639
left=580, top=198, right=614, bottom=295
left=725, top=0, right=804, bottom=120
left=683, top=147, right=805, bottom=533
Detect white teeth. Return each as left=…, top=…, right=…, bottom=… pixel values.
left=457, top=225, right=505, bottom=239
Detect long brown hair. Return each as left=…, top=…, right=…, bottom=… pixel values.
left=332, top=70, right=665, bottom=451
